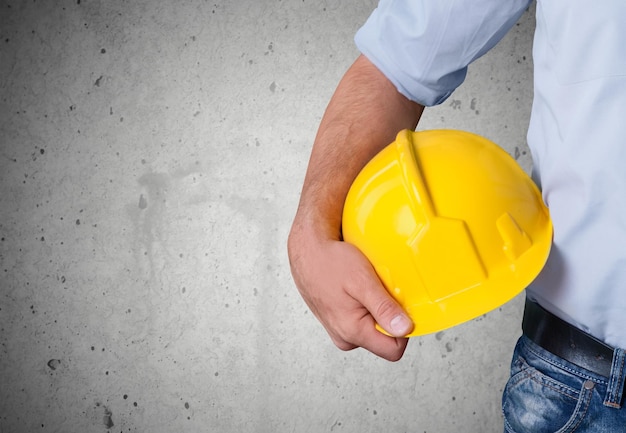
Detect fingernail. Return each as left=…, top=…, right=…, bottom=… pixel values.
left=390, top=314, right=411, bottom=335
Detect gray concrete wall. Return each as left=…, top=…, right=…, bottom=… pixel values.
left=0, top=1, right=534, bottom=432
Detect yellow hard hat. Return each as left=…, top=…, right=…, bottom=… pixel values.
left=342, top=129, right=552, bottom=337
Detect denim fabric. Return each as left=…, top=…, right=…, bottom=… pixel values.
left=502, top=336, right=626, bottom=432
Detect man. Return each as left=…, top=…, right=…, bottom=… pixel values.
left=288, top=0, right=626, bottom=431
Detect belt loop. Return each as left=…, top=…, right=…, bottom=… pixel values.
left=604, top=348, right=626, bottom=409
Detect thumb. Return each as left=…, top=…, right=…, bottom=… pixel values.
left=355, top=270, right=414, bottom=337
left=343, top=242, right=414, bottom=337
left=370, top=294, right=414, bottom=337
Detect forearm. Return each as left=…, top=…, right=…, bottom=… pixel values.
left=286, top=56, right=421, bottom=355
left=291, top=55, right=424, bottom=243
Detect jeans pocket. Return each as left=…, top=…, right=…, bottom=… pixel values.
left=502, top=355, right=594, bottom=433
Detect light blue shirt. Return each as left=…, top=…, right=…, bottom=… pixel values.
left=356, top=0, right=626, bottom=349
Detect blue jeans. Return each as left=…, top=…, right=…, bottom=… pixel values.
left=502, top=335, right=626, bottom=432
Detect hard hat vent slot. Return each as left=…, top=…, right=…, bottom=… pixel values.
left=497, top=212, right=533, bottom=261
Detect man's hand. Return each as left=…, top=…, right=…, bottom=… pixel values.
left=288, top=226, right=413, bottom=361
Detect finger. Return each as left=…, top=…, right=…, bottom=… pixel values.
left=352, top=314, right=410, bottom=361
left=328, top=333, right=358, bottom=352
left=329, top=323, right=409, bottom=361
left=324, top=308, right=408, bottom=361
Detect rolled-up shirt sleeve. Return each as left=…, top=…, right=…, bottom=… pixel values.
left=355, top=0, right=533, bottom=106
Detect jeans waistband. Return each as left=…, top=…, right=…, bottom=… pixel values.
left=522, top=299, right=613, bottom=377
left=522, top=298, right=626, bottom=408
